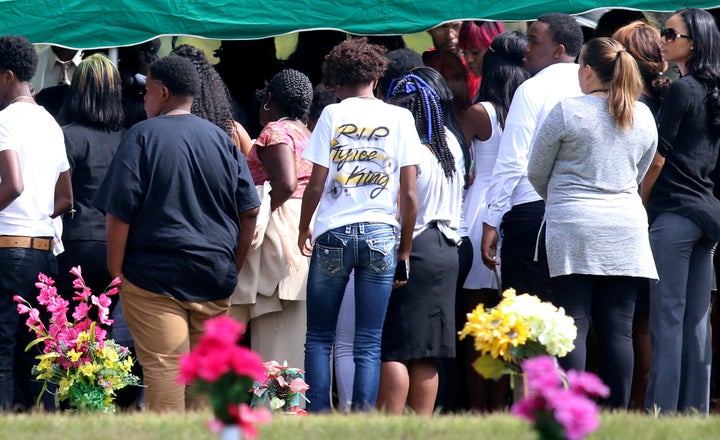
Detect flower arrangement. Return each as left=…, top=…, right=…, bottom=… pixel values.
left=511, top=355, right=609, bottom=440
left=178, top=315, right=271, bottom=438
left=14, top=267, right=140, bottom=412
left=250, top=360, right=309, bottom=414
left=459, top=288, right=577, bottom=380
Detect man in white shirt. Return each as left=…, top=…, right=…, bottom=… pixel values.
left=0, top=35, right=72, bottom=412
left=31, top=45, right=82, bottom=92
left=480, top=13, right=584, bottom=300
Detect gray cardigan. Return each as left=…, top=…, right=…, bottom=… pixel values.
left=528, top=95, right=658, bottom=279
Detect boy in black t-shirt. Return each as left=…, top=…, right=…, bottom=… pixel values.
left=93, top=55, right=260, bottom=412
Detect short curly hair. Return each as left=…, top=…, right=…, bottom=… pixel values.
left=0, top=35, right=38, bottom=82
left=264, top=68, right=313, bottom=122
left=149, top=55, right=200, bottom=97
left=322, top=38, right=388, bottom=88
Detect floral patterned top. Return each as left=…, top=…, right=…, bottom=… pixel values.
left=247, top=119, right=312, bottom=198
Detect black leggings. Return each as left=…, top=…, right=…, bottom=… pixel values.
left=552, top=274, right=641, bottom=409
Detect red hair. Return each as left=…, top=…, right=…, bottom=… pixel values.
left=459, top=21, right=505, bottom=50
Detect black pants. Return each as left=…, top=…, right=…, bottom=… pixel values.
left=552, top=274, right=641, bottom=409
left=499, top=200, right=552, bottom=301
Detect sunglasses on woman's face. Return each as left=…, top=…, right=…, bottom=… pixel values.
left=660, top=27, right=692, bottom=42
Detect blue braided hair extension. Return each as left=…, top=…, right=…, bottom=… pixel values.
left=388, top=73, right=456, bottom=179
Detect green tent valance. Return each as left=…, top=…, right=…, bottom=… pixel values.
left=5, top=0, right=720, bottom=49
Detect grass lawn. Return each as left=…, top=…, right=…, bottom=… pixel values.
left=1, top=411, right=719, bottom=440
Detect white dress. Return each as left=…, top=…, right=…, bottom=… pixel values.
left=462, top=102, right=502, bottom=290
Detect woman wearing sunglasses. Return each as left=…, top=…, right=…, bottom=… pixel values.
left=641, top=8, right=720, bottom=415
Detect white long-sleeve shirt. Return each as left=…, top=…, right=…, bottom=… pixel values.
left=483, top=62, right=581, bottom=227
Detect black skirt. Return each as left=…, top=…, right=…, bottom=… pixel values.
left=381, top=224, right=459, bottom=361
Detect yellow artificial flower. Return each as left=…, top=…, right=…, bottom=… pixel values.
left=102, top=347, right=119, bottom=362
left=76, top=331, right=91, bottom=345
left=122, top=358, right=134, bottom=371
left=67, top=350, right=82, bottom=362
left=58, top=377, right=74, bottom=395
left=78, top=362, right=97, bottom=378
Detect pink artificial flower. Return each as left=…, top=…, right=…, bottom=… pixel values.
left=69, top=266, right=82, bottom=279
left=276, top=375, right=287, bottom=388
left=289, top=378, right=309, bottom=394
left=92, top=294, right=113, bottom=325
left=229, top=346, right=266, bottom=382
left=26, top=307, right=43, bottom=329
left=75, top=319, right=91, bottom=332
left=547, top=389, right=601, bottom=440
left=521, top=355, right=563, bottom=394
left=566, top=370, right=610, bottom=398
left=288, top=406, right=308, bottom=415
left=16, top=302, right=31, bottom=315
left=37, top=272, right=55, bottom=286
left=105, top=287, right=119, bottom=296
left=178, top=353, right=201, bottom=384
left=73, top=287, right=92, bottom=301
left=72, top=278, right=85, bottom=290
left=510, top=395, right=546, bottom=422
left=195, top=346, right=233, bottom=382
left=94, top=326, right=108, bottom=342
left=109, top=277, right=122, bottom=288
left=46, top=295, right=69, bottom=316
left=72, top=302, right=91, bottom=321
left=201, top=316, right=246, bottom=346
left=37, top=284, right=56, bottom=306
left=252, top=381, right=269, bottom=397
left=227, top=403, right=271, bottom=440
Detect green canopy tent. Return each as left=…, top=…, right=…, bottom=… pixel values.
left=5, top=0, right=720, bottom=49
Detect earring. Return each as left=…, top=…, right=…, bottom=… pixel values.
left=263, top=103, right=270, bottom=111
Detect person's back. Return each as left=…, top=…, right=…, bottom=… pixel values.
left=307, top=97, right=418, bottom=239
left=0, top=103, right=66, bottom=235
left=0, top=35, right=71, bottom=412
left=480, top=13, right=584, bottom=301
left=298, top=38, right=419, bottom=413
left=116, top=114, right=251, bottom=299
left=92, top=55, right=259, bottom=412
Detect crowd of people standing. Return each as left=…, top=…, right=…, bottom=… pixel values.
left=0, top=7, right=720, bottom=418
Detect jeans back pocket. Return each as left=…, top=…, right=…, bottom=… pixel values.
left=366, top=237, right=396, bottom=274
left=315, top=242, right=344, bottom=276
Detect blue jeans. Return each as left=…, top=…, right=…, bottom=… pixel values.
left=645, top=213, right=715, bottom=414
left=305, top=222, right=397, bottom=412
left=0, top=247, right=57, bottom=411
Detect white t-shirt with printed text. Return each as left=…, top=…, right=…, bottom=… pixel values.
left=303, top=97, right=421, bottom=241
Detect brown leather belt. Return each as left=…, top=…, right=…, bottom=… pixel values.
left=0, top=236, right=52, bottom=251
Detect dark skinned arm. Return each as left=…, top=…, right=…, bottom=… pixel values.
left=52, top=170, right=73, bottom=218
left=256, top=143, right=297, bottom=211
left=298, top=164, right=328, bottom=257
left=0, top=149, right=23, bottom=212
left=106, top=214, right=129, bottom=279
left=236, top=206, right=259, bottom=272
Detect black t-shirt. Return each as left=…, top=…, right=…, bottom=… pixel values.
left=648, top=74, right=720, bottom=241
left=93, top=114, right=260, bottom=301
left=61, top=123, right=124, bottom=241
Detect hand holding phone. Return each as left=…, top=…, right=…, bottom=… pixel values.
left=394, top=259, right=409, bottom=282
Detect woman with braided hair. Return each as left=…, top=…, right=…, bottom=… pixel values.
left=170, top=44, right=252, bottom=154
left=230, top=69, right=314, bottom=372
left=377, top=68, right=463, bottom=416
